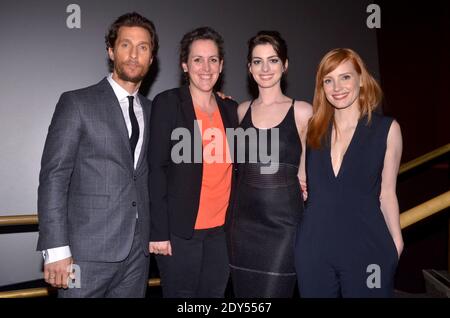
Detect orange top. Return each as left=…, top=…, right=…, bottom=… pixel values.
left=193, top=105, right=232, bottom=229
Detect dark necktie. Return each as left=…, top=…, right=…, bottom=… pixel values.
left=127, top=96, right=139, bottom=163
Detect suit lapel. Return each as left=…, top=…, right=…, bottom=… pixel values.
left=179, top=86, right=238, bottom=164
left=99, top=79, right=133, bottom=163
left=215, top=94, right=232, bottom=129
left=179, top=86, right=202, bottom=164
left=215, top=94, right=238, bottom=162
left=179, top=85, right=197, bottom=129
left=135, top=95, right=151, bottom=171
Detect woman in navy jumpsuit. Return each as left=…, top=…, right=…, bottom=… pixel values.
left=295, top=48, right=404, bottom=297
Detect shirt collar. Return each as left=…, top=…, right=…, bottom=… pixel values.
left=107, top=73, right=138, bottom=102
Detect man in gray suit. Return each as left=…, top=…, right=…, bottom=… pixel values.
left=37, top=12, right=157, bottom=297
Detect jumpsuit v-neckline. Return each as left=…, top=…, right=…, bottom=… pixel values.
left=328, top=119, right=362, bottom=180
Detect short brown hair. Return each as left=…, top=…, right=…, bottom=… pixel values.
left=179, top=26, right=224, bottom=66
left=105, top=12, right=158, bottom=69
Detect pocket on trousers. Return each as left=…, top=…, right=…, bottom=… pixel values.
left=374, top=209, right=399, bottom=263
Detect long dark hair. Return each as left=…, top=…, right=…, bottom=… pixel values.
left=247, top=30, right=288, bottom=65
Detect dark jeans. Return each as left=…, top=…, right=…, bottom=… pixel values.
left=156, top=226, right=229, bottom=298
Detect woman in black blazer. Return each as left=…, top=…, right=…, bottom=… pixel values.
left=148, top=27, right=238, bottom=297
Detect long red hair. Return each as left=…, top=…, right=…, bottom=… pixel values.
left=307, top=48, right=383, bottom=149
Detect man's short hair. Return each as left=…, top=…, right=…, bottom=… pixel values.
left=105, top=12, right=158, bottom=69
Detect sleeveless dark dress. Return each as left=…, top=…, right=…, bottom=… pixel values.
left=295, top=113, right=398, bottom=297
left=228, top=100, right=304, bottom=298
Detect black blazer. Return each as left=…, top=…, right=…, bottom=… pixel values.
left=148, top=85, right=239, bottom=240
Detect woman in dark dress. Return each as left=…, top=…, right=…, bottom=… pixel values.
left=228, top=31, right=312, bottom=298
left=295, top=48, right=403, bottom=297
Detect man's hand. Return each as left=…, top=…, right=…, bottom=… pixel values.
left=44, top=257, right=73, bottom=289
left=149, top=241, right=172, bottom=256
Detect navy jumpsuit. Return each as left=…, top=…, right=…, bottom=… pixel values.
left=295, top=113, right=399, bottom=297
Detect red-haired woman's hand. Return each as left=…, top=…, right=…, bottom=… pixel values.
left=300, top=180, right=308, bottom=201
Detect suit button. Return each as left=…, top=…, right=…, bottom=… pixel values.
left=133, top=175, right=137, bottom=181
left=132, top=201, right=137, bottom=207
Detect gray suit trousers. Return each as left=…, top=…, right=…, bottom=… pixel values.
left=58, top=221, right=149, bottom=298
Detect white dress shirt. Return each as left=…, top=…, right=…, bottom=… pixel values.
left=42, top=74, right=145, bottom=264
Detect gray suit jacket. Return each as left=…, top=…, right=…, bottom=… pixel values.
left=37, top=78, right=151, bottom=262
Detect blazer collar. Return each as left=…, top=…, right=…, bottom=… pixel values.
left=179, top=84, right=233, bottom=129
left=98, top=77, right=149, bottom=172
left=135, top=93, right=151, bottom=171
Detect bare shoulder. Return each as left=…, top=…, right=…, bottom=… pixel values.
left=388, top=119, right=402, bottom=141
left=389, top=119, right=401, bottom=133
left=237, top=100, right=252, bottom=123
left=387, top=119, right=403, bottom=152
left=294, top=100, right=313, bottom=122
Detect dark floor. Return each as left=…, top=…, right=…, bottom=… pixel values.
left=0, top=277, right=445, bottom=298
